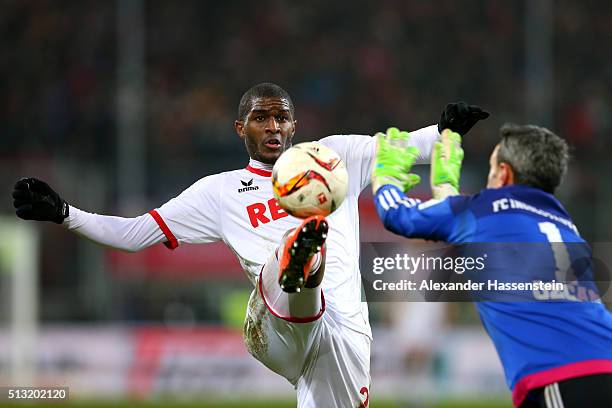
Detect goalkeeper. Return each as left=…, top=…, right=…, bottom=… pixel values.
left=371, top=123, right=612, bottom=407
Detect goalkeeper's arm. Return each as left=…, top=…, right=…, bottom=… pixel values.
left=371, top=128, right=469, bottom=241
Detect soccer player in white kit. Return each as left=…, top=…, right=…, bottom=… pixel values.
left=12, top=83, right=488, bottom=407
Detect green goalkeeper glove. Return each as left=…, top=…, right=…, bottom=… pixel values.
left=371, top=127, right=421, bottom=194
left=431, top=129, right=464, bottom=199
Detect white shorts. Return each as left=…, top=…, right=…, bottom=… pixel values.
left=243, top=279, right=371, bottom=408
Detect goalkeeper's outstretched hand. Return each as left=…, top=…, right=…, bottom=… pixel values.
left=371, top=127, right=421, bottom=194
left=438, top=102, right=489, bottom=135
left=12, top=177, right=69, bottom=224
left=431, top=129, right=464, bottom=199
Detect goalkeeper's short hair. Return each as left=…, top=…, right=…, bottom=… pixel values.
left=497, top=123, right=569, bottom=194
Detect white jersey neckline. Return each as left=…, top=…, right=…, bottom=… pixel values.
left=246, top=159, right=274, bottom=177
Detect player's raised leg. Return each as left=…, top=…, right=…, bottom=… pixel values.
left=244, top=214, right=371, bottom=407
left=243, top=215, right=328, bottom=385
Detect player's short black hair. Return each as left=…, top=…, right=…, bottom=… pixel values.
left=237, top=82, right=294, bottom=122
left=497, top=123, right=569, bottom=194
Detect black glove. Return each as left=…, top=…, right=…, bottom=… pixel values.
left=12, top=177, right=69, bottom=224
left=438, top=102, right=490, bottom=135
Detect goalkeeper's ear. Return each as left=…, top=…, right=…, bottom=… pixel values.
left=487, top=152, right=516, bottom=189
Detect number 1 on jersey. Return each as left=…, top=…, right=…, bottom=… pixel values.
left=538, top=222, right=571, bottom=282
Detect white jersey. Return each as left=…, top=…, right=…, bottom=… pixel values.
left=64, top=126, right=438, bottom=339
left=151, top=127, right=439, bottom=338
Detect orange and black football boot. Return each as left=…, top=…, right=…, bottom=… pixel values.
left=278, top=215, right=328, bottom=293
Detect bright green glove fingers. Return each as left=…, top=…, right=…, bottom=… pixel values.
left=406, top=145, right=419, bottom=161
left=372, top=130, right=421, bottom=193
left=431, top=142, right=457, bottom=187
left=431, top=129, right=464, bottom=198
left=386, top=127, right=402, bottom=141
left=448, top=131, right=464, bottom=163
left=385, top=127, right=411, bottom=147
left=446, top=130, right=462, bottom=144
left=402, top=173, right=421, bottom=191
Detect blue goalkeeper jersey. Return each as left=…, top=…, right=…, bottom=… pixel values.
left=374, top=184, right=612, bottom=407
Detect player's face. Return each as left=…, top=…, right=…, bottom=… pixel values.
left=487, top=144, right=513, bottom=188
left=235, top=97, right=296, bottom=164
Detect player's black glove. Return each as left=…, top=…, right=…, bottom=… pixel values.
left=12, top=177, right=69, bottom=224
left=438, top=102, right=490, bottom=135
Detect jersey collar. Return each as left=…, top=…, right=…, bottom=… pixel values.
left=246, top=159, right=273, bottom=177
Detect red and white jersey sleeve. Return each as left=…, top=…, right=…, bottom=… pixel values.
left=152, top=175, right=223, bottom=248
left=318, top=124, right=440, bottom=193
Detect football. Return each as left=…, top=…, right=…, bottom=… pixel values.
left=272, top=142, right=348, bottom=218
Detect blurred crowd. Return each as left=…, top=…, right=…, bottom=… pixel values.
left=1, top=0, right=612, bottom=321
left=3, top=0, right=612, bottom=211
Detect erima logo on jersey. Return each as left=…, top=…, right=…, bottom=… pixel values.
left=238, top=179, right=259, bottom=193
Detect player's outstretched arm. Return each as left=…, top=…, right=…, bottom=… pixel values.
left=12, top=177, right=165, bottom=252
left=431, top=129, right=464, bottom=199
